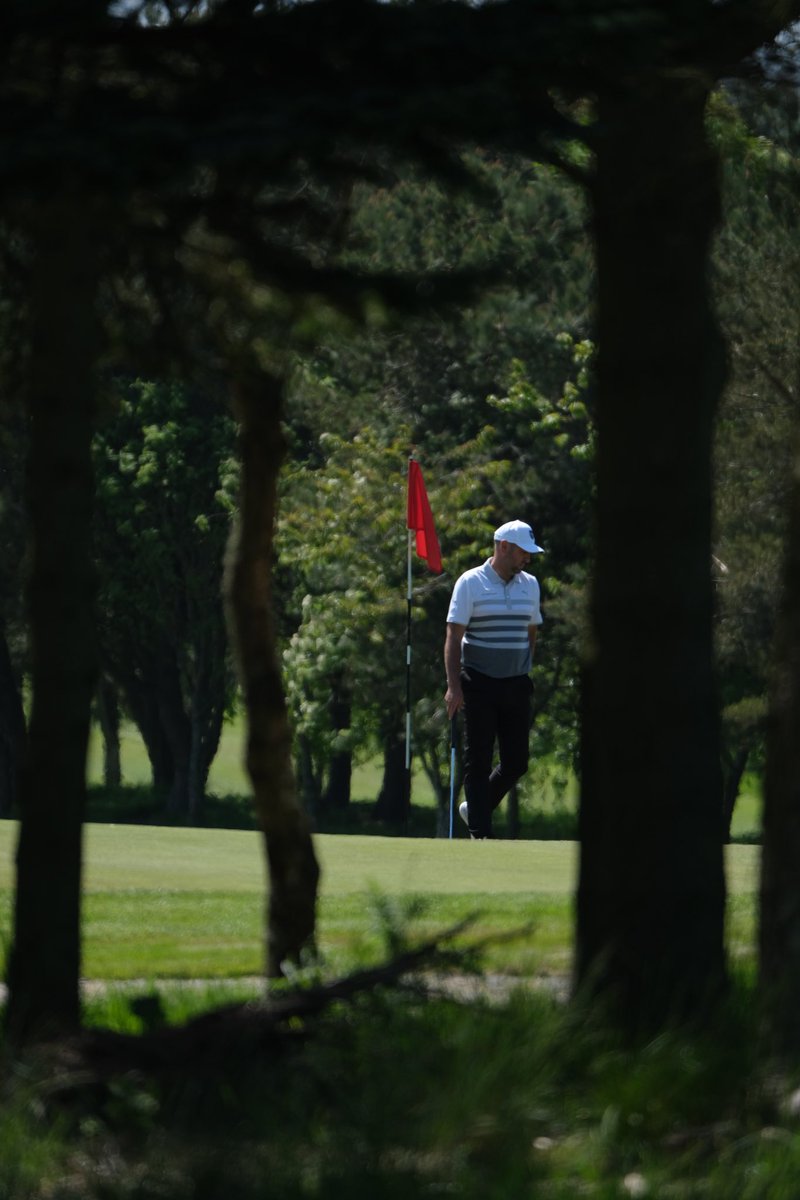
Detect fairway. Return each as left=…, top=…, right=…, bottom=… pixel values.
left=0, top=821, right=760, bottom=982
left=0, top=822, right=582, bottom=896
left=0, top=821, right=760, bottom=896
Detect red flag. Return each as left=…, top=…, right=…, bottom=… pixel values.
left=406, top=459, right=442, bottom=574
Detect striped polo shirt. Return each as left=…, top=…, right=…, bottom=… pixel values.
left=446, top=559, right=542, bottom=679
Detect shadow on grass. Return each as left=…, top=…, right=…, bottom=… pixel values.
left=83, top=786, right=582, bottom=839
left=82, top=785, right=761, bottom=845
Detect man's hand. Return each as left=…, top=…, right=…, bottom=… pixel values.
left=444, top=622, right=466, bottom=720
left=445, top=684, right=463, bottom=720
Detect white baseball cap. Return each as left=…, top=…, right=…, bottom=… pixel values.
left=493, top=520, right=544, bottom=553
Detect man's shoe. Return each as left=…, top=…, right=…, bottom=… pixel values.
left=459, top=801, right=493, bottom=838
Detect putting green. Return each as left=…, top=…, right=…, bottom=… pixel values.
left=0, top=820, right=758, bottom=897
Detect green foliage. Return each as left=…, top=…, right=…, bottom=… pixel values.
left=711, top=82, right=800, bottom=801
left=93, top=377, right=238, bottom=815
left=94, top=378, right=237, bottom=657
left=294, top=152, right=591, bottom=455
left=0, top=1089, right=71, bottom=1200
left=279, top=429, right=424, bottom=786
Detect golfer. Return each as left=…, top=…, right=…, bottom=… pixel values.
left=444, top=520, right=544, bottom=839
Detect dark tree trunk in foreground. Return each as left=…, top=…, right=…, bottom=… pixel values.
left=575, top=75, right=728, bottom=1028
left=759, top=443, right=800, bottom=1051
left=224, top=367, right=319, bottom=978
left=6, top=196, right=99, bottom=1040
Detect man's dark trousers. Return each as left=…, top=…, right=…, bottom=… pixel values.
left=461, top=668, right=533, bottom=838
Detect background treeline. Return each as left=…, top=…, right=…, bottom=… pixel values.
left=0, top=83, right=795, bottom=838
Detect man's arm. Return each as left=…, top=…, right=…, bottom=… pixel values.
left=528, top=624, right=538, bottom=657
left=444, top=622, right=466, bottom=718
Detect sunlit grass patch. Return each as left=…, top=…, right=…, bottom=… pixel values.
left=0, top=824, right=760, bottom=988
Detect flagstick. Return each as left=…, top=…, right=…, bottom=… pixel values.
left=405, top=454, right=443, bottom=836
left=405, top=526, right=413, bottom=832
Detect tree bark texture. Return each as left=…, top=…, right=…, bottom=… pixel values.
left=6, top=196, right=98, bottom=1040
left=224, top=368, right=320, bottom=977
left=575, top=75, right=728, bottom=1029
left=759, top=442, right=800, bottom=1051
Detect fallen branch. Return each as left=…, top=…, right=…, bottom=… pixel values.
left=29, top=915, right=522, bottom=1090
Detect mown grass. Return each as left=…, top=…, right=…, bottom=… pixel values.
left=0, top=822, right=760, bottom=981
left=0, top=819, right=787, bottom=1200
left=0, top=824, right=585, bottom=979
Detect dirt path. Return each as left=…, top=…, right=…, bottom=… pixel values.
left=0, top=971, right=569, bottom=1006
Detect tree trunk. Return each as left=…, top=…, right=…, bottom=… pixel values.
left=187, top=699, right=223, bottom=825
left=186, top=643, right=226, bottom=825
left=0, top=623, right=25, bottom=818
left=156, top=648, right=192, bottom=820
left=759, top=442, right=800, bottom=1051
left=119, top=669, right=175, bottom=795
left=6, top=195, right=98, bottom=1040
left=187, top=714, right=207, bottom=825
left=574, top=75, right=728, bottom=1029
left=323, top=751, right=352, bottom=811
left=190, top=610, right=231, bottom=823
left=224, top=366, right=319, bottom=978
left=96, top=676, right=122, bottom=790
left=374, top=729, right=407, bottom=824
left=321, top=675, right=352, bottom=811
left=297, top=733, right=323, bottom=816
